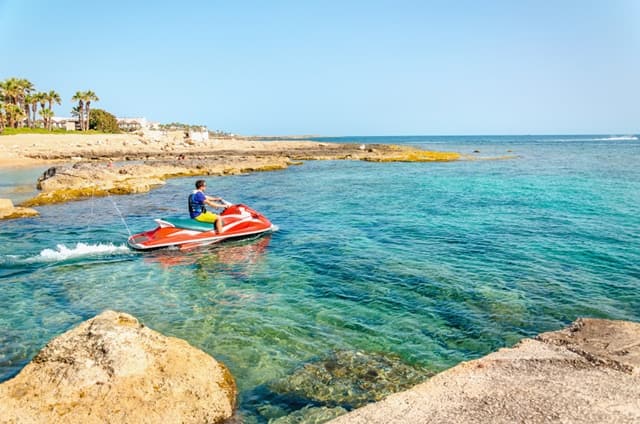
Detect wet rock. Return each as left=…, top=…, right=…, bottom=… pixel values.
left=0, top=310, right=236, bottom=424
left=270, top=405, right=348, bottom=424
left=269, top=350, right=431, bottom=409
left=0, top=198, right=38, bottom=220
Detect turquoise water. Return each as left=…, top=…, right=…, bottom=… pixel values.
left=1, top=135, right=639, bottom=422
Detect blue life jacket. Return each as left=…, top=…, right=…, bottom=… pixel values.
left=188, top=193, right=206, bottom=218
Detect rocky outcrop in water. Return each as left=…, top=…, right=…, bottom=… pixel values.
left=0, top=310, right=236, bottom=424
left=329, top=318, right=640, bottom=423
left=0, top=198, right=38, bottom=220
left=241, top=350, right=430, bottom=422
left=15, top=139, right=460, bottom=207
left=269, top=350, right=431, bottom=409
left=21, top=158, right=292, bottom=207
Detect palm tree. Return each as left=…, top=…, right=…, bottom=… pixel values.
left=40, top=109, right=54, bottom=130
left=71, top=91, right=85, bottom=131
left=0, top=77, right=34, bottom=127
left=0, top=102, right=5, bottom=132
left=70, top=105, right=83, bottom=130
left=45, top=90, right=61, bottom=130
left=83, top=90, right=99, bottom=131
left=71, top=90, right=100, bottom=131
left=34, top=92, right=47, bottom=128
left=0, top=78, right=19, bottom=105
left=36, top=91, right=47, bottom=128
left=25, top=94, right=35, bottom=128
left=15, top=78, right=33, bottom=127
left=4, top=104, right=25, bottom=128
left=0, top=87, right=5, bottom=132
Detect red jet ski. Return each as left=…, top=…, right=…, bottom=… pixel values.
left=127, top=203, right=275, bottom=251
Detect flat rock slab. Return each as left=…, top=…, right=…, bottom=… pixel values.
left=0, top=310, right=236, bottom=424
left=329, top=318, right=640, bottom=423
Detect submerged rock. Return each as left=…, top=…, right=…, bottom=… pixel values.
left=0, top=310, right=236, bottom=424
left=269, top=350, right=431, bottom=409
left=270, top=405, right=348, bottom=424
left=329, top=318, right=640, bottom=423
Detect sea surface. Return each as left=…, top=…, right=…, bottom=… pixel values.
left=1, top=134, right=639, bottom=422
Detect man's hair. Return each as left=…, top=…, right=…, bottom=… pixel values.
left=195, top=179, right=206, bottom=189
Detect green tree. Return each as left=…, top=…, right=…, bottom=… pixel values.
left=71, top=90, right=99, bottom=131
left=4, top=104, right=25, bottom=128
left=45, top=90, right=61, bottom=130
left=83, top=90, right=99, bottom=131
left=39, top=108, right=54, bottom=129
left=25, top=94, right=35, bottom=128
left=0, top=77, right=33, bottom=127
left=34, top=92, right=47, bottom=128
left=0, top=102, right=5, bottom=133
left=89, top=108, right=120, bottom=133
left=71, top=91, right=85, bottom=131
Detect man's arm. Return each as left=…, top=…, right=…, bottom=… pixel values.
left=205, top=198, right=227, bottom=209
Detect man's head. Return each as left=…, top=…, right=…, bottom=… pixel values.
left=195, top=180, right=206, bottom=189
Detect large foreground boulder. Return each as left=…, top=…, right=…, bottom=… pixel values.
left=0, top=310, right=236, bottom=424
left=330, top=318, right=640, bottom=423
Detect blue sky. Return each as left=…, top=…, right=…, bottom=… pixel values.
left=1, top=1, right=638, bottom=135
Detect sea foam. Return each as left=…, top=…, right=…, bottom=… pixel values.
left=33, top=243, right=131, bottom=262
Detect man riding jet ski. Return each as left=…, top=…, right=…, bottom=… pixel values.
left=188, top=179, right=227, bottom=233
left=127, top=180, right=275, bottom=251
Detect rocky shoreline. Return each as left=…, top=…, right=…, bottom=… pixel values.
left=330, top=318, right=640, bottom=423
left=1, top=312, right=638, bottom=423
left=0, top=132, right=461, bottom=213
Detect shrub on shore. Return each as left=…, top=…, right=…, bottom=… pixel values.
left=89, top=108, right=120, bottom=133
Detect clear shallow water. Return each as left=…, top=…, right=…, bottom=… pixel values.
left=1, top=135, right=639, bottom=422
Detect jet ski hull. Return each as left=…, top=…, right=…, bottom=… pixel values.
left=127, top=204, right=274, bottom=250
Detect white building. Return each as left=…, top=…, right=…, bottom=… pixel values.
left=188, top=127, right=209, bottom=142
left=51, top=116, right=79, bottom=131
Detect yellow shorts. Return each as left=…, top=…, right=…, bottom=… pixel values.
left=194, top=211, right=218, bottom=223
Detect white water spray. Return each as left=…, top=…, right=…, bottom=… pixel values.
left=25, top=243, right=131, bottom=263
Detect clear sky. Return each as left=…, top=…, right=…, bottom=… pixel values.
left=1, top=0, right=638, bottom=136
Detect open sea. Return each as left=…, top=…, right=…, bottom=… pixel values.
left=1, top=134, right=639, bottom=422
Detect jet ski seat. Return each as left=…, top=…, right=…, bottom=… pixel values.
left=160, top=217, right=215, bottom=232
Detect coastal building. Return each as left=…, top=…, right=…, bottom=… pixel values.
left=117, top=117, right=147, bottom=132
left=188, top=127, right=209, bottom=142
left=50, top=117, right=79, bottom=131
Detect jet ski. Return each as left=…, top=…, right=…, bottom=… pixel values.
left=127, top=203, right=275, bottom=251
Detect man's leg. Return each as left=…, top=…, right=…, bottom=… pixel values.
left=216, top=216, right=224, bottom=233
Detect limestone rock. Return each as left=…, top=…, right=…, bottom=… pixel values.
left=0, top=310, right=236, bottom=424
left=329, top=318, right=640, bottom=423
left=0, top=198, right=38, bottom=220
left=269, top=350, right=431, bottom=409
left=537, top=317, right=640, bottom=374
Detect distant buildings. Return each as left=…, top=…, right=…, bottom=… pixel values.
left=47, top=116, right=210, bottom=142
left=117, top=117, right=160, bottom=132
left=188, top=128, right=209, bottom=142
left=51, top=116, right=79, bottom=131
